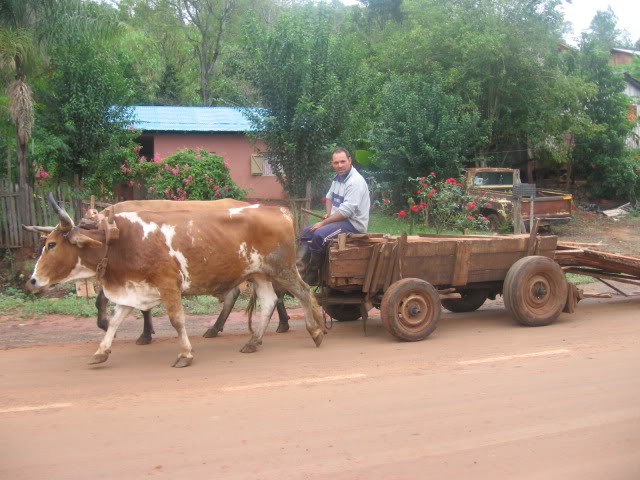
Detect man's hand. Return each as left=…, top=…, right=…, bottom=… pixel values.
left=309, top=221, right=324, bottom=233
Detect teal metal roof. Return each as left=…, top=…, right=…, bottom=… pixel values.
left=130, top=106, right=256, bottom=132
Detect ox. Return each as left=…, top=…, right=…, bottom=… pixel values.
left=90, top=199, right=290, bottom=344
left=27, top=194, right=324, bottom=367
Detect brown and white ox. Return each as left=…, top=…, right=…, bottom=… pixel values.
left=90, top=199, right=290, bottom=344
left=27, top=194, right=324, bottom=367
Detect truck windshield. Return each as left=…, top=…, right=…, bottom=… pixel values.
left=473, top=171, right=514, bottom=186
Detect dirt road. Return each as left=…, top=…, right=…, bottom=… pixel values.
left=1, top=293, right=639, bottom=479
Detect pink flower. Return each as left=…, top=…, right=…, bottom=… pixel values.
left=429, top=172, right=436, bottom=177
left=213, top=185, right=220, bottom=190
left=466, top=215, right=473, bottom=220
left=128, top=180, right=135, bottom=186
left=418, top=177, right=426, bottom=182
left=466, top=202, right=477, bottom=210
left=149, top=186, right=155, bottom=192
left=419, top=201, right=427, bottom=208
left=411, top=205, right=421, bottom=213
left=482, top=216, right=489, bottom=221
left=133, top=145, right=142, bottom=153
left=383, top=198, right=390, bottom=204
left=417, top=189, right=423, bottom=194
left=153, top=153, right=162, bottom=163
left=138, top=156, right=146, bottom=163
left=35, top=166, right=50, bottom=179
left=397, top=210, right=407, bottom=218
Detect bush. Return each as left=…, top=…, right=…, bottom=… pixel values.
left=126, top=149, right=246, bottom=201
left=396, top=174, right=491, bottom=233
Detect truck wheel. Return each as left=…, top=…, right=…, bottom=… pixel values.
left=503, top=256, right=567, bottom=327
left=381, top=278, right=441, bottom=341
left=442, top=290, right=488, bottom=313
left=323, top=303, right=361, bottom=322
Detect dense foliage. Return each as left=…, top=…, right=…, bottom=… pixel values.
left=0, top=0, right=638, bottom=202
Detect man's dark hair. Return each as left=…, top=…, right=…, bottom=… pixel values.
left=332, top=147, right=351, bottom=159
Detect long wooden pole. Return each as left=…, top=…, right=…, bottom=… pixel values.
left=301, top=207, right=324, bottom=220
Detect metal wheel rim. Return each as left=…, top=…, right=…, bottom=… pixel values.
left=397, top=292, right=432, bottom=332
left=523, top=273, right=557, bottom=315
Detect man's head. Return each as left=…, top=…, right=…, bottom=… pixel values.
left=331, top=147, right=352, bottom=177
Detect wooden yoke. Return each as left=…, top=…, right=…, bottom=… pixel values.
left=101, top=208, right=119, bottom=244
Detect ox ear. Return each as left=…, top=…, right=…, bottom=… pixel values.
left=68, top=231, right=104, bottom=249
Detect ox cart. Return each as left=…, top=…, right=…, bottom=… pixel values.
left=315, top=232, right=571, bottom=341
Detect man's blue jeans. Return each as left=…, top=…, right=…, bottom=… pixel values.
left=300, top=220, right=359, bottom=253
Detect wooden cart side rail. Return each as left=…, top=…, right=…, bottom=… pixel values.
left=326, top=234, right=557, bottom=289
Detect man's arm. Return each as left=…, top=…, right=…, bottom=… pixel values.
left=310, top=208, right=347, bottom=232
left=324, top=197, right=332, bottom=218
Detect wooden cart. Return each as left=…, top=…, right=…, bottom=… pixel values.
left=316, top=232, right=569, bottom=341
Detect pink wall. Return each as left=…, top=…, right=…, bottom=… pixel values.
left=153, top=133, right=285, bottom=200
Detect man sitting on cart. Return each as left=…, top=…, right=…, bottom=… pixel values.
left=299, top=147, right=370, bottom=284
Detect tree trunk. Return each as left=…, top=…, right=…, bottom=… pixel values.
left=17, top=131, right=33, bottom=246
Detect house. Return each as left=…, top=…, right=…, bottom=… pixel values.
left=623, top=73, right=640, bottom=149
left=129, top=106, right=285, bottom=200
left=610, top=48, right=640, bottom=66
left=609, top=49, right=640, bottom=149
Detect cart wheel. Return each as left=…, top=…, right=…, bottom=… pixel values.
left=503, top=256, right=567, bottom=327
left=441, top=290, right=488, bottom=313
left=323, top=303, right=362, bottom=322
left=380, top=278, right=441, bottom=341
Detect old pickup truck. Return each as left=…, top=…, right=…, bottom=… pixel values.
left=464, top=168, right=573, bottom=231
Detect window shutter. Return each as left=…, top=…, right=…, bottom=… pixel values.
left=250, top=154, right=264, bottom=175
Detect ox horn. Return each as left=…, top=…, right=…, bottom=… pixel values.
left=47, top=192, right=75, bottom=231
left=22, top=225, right=55, bottom=233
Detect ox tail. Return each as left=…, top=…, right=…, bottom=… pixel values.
left=245, top=283, right=257, bottom=334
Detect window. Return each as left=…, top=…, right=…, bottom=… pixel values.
left=250, top=154, right=275, bottom=176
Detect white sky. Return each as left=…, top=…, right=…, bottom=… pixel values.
left=562, top=0, right=640, bottom=45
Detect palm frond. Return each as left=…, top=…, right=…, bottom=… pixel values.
left=8, top=79, right=33, bottom=144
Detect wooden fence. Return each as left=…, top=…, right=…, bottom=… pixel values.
left=0, top=181, right=83, bottom=249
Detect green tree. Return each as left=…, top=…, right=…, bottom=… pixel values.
left=38, top=35, right=137, bottom=191
left=173, top=0, right=238, bottom=106
left=369, top=74, right=486, bottom=197
left=570, top=42, right=637, bottom=200
left=0, top=0, right=120, bottom=214
left=582, top=8, right=632, bottom=50
left=242, top=4, right=370, bottom=198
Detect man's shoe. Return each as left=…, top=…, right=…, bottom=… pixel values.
left=302, top=250, right=323, bottom=285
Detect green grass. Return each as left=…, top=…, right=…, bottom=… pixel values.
left=0, top=288, right=302, bottom=319
left=565, top=273, right=596, bottom=285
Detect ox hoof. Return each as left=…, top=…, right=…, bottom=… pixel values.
left=172, top=356, right=193, bottom=368
left=203, top=327, right=220, bottom=338
left=136, top=335, right=153, bottom=345
left=89, top=353, right=110, bottom=365
left=240, top=343, right=259, bottom=354
left=97, top=321, right=109, bottom=332
left=276, top=322, right=290, bottom=334
left=312, top=331, right=324, bottom=347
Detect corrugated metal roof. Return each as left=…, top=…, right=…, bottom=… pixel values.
left=611, top=48, right=640, bottom=56
left=130, top=106, right=256, bottom=132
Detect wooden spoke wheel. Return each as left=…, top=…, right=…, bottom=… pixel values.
left=323, top=303, right=362, bottom=322
left=380, top=278, right=441, bottom=341
left=503, top=256, right=568, bottom=327
left=441, top=289, right=488, bottom=313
